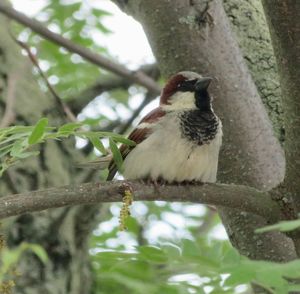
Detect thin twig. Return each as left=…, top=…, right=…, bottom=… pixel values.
left=67, top=63, right=160, bottom=115
left=0, top=181, right=279, bottom=221
left=118, top=92, right=157, bottom=134
left=0, top=3, right=161, bottom=95
left=0, top=72, right=19, bottom=127
left=10, top=35, right=77, bottom=122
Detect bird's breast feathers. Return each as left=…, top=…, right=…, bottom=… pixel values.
left=122, top=109, right=222, bottom=183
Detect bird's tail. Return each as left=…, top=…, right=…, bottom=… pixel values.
left=75, top=154, right=112, bottom=170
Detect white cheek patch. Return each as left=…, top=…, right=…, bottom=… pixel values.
left=162, top=91, right=196, bottom=111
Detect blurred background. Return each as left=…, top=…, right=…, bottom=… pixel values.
left=1, top=1, right=252, bottom=293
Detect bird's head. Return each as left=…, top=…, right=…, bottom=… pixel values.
left=160, top=71, right=213, bottom=111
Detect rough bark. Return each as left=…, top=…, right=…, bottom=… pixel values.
left=223, top=0, right=283, bottom=141
left=262, top=0, right=300, bottom=255
left=112, top=0, right=296, bottom=264
left=0, top=15, right=98, bottom=294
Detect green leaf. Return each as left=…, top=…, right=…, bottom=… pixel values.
left=58, top=122, right=82, bottom=136
left=289, top=285, right=300, bottom=292
left=0, top=130, right=31, bottom=146
left=14, top=150, right=40, bottom=159
left=0, top=144, right=14, bottom=158
left=28, top=118, right=48, bottom=144
left=221, top=246, right=241, bottom=270
left=1, top=249, right=20, bottom=273
left=124, top=216, right=140, bottom=234
left=111, top=135, right=136, bottom=146
left=109, top=138, right=123, bottom=172
left=76, top=131, right=135, bottom=147
left=161, top=243, right=181, bottom=259
left=138, top=246, right=168, bottom=263
left=100, top=272, right=156, bottom=293
left=88, top=135, right=107, bottom=155
left=96, top=251, right=137, bottom=261
left=10, top=140, right=27, bottom=158
left=256, top=219, right=300, bottom=233
left=0, top=162, right=9, bottom=177
left=0, top=242, right=48, bottom=277
left=25, top=243, right=48, bottom=264
left=92, top=8, right=112, bottom=17
left=224, top=266, right=256, bottom=287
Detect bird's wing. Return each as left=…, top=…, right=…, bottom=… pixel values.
left=107, top=107, right=165, bottom=180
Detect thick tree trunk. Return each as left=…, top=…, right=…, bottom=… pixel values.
left=262, top=0, right=300, bottom=256
left=0, top=15, right=98, bottom=294
left=112, top=0, right=296, bottom=266
left=223, top=0, right=283, bottom=141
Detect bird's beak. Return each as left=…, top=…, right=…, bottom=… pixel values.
left=195, top=77, right=213, bottom=91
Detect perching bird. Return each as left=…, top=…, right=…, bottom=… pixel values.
left=107, top=71, right=222, bottom=183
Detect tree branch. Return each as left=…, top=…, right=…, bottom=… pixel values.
left=13, top=36, right=78, bottom=122
left=67, top=63, right=160, bottom=115
left=0, top=3, right=161, bottom=95
left=0, top=181, right=279, bottom=220
left=117, top=91, right=156, bottom=134
left=0, top=71, right=18, bottom=127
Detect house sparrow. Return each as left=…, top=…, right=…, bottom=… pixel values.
left=107, top=71, right=222, bottom=183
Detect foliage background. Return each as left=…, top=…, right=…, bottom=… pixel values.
left=0, top=0, right=299, bottom=293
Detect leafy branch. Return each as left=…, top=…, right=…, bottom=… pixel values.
left=0, top=242, right=48, bottom=294
left=92, top=239, right=300, bottom=293
left=0, top=119, right=135, bottom=176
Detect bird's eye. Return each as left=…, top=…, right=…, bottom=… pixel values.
left=177, top=79, right=197, bottom=92
left=177, top=82, right=184, bottom=89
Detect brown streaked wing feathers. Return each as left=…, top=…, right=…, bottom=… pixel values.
left=106, top=107, right=165, bottom=180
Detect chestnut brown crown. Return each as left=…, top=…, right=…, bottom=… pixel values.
left=160, top=71, right=212, bottom=105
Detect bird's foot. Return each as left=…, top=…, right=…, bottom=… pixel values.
left=138, top=178, right=166, bottom=190
left=174, top=180, right=204, bottom=186
left=190, top=180, right=204, bottom=185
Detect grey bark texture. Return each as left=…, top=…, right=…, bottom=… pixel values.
left=223, top=0, right=283, bottom=141
left=111, top=0, right=296, bottom=266
left=262, top=0, right=300, bottom=255
left=0, top=181, right=279, bottom=220
left=0, top=15, right=99, bottom=294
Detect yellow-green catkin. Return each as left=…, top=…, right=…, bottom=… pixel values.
left=0, top=280, right=15, bottom=294
left=119, top=189, right=133, bottom=231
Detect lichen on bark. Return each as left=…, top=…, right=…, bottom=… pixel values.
left=223, top=0, right=284, bottom=141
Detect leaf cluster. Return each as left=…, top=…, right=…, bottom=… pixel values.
left=91, top=236, right=300, bottom=294
left=15, top=0, right=112, bottom=97
left=0, top=118, right=135, bottom=176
